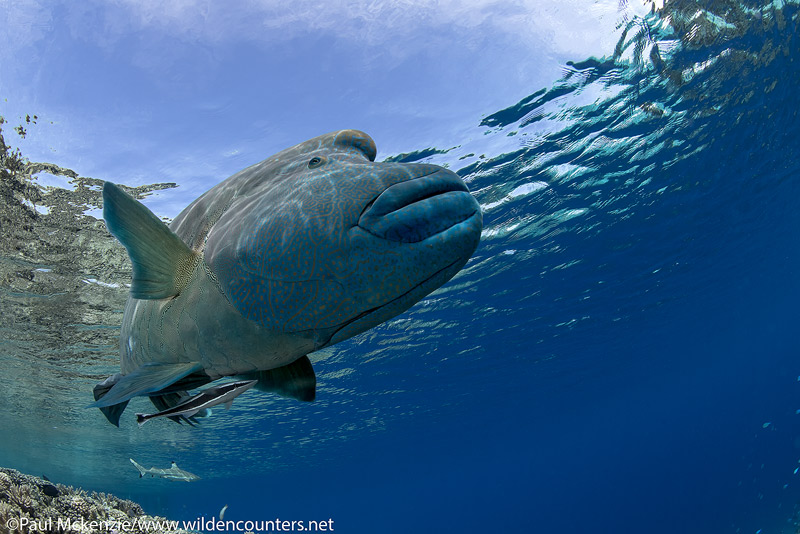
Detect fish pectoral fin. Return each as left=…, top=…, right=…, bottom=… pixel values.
left=224, top=400, right=233, bottom=410
left=89, top=362, right=204, bottom=408
left=240, top=355, right=317, bottom=402
left=102, top=182, right=199, bottom=299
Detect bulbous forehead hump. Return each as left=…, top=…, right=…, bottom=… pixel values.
left=330, top=129, right=377, bottom=162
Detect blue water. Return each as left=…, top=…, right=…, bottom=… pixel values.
left=2, top=1, right=800, bottom=533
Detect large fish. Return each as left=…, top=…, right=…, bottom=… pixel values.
left=92, top=130, right=482, bottom=426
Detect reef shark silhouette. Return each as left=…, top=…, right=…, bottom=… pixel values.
left=129, top=459, right=199, bottom=482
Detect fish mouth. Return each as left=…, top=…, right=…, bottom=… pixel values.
left=357, top=169, right=479, bottom=243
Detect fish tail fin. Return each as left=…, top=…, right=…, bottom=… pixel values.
left=93, top=374, right=129, bottom=427
left=135, top=414, right=148, bottom=427
left=130, top=459, right=147, bottom=478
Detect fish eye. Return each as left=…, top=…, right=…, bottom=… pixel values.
left=308, top=156, right=326, bottom=169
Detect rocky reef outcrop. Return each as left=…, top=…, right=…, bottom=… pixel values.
left=0, top=467, right=195, bottom=534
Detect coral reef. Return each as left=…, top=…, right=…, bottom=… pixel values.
left=0, top=467, right=195, bottom=534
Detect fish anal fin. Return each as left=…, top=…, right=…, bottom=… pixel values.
left=93, top=374, right=129, bottom=426
left=102, top=182, right=199, bottom=299
left=157, top=372, right=212, bottom=395
left=90, top=362, right=203, bottom=408
left=240, top=355, right=316, bottom=402
left=99, top=401, right=129, bottom=427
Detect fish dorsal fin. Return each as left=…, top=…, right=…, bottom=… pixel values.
left=240, top=355, right=316, bottom=402
left=103, top=182, right=199, bottom=299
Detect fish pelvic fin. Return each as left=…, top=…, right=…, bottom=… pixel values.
left=239, top=355, right=316, bottom=402
left=102, top=181, right=199, bottom=299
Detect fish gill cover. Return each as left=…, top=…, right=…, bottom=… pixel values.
left=0, top=0, right=797, bottom=497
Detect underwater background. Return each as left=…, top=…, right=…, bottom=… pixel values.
left=1, top=0, right=800, bottom=532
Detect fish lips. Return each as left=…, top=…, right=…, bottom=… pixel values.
left=358, top=169, right=480, bottom=243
